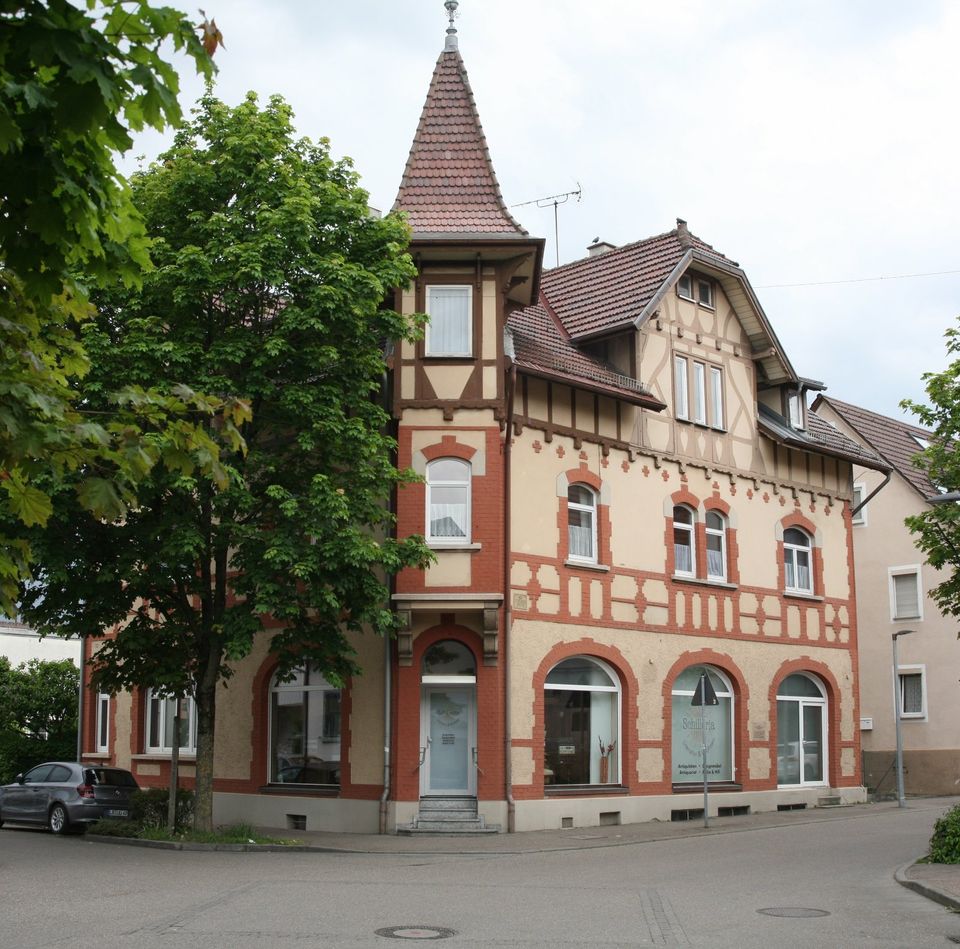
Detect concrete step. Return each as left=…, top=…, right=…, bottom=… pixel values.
left=418, top=797, right=478, bottom=813
left=398, top=819, right=501, bottom=835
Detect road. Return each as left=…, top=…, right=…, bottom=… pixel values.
left=1, top=798, right=958, bottom=948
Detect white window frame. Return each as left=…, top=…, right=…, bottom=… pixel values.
left=674, top=355, right=689, bottom=420
left=783, top=528, right=814, bottom=594
left=889, top=565, right=923, bottom=622
left=673, top=505, right=696, bottom=578
left=425, top=285, right=473, bottom=357
left=677, top=273, right=694, bottom=300
left=697, top=278, right=714, bottom=308
left=705, top=511, right=727, bottom=582
left=897, top=665, right=927, bottom=720
left=145, top=691, right=197, bottom=755
left=776, top=673, right=828, bottom=788
left=426, top=457, right=471, bottom=546
left=851, top=483, right=867, bottom=526
left=95, top=692, right=110, bottom=754
left=788, top=391, right=804, bottom=429
left=692, top=361, right=707, bottom=425
left=709, top=365, right=724, bottom=430
left=567, top=485, right=598, bottom=564
left=671, top=665, right=736, bottom=783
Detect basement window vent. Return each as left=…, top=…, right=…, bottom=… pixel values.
left=287, top=813, right=307, bottom=831
left=561, top=816, right=573, bottom=829
left=671, top=808, right=705, bottom=822
left=599, top=811, right=621, bottom=826
left=777, top=803, right=807, bottom=812
left=718, top=805, right=750, bottom=818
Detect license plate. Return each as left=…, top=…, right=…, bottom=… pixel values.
left=105, top=808, right=129, bottom=818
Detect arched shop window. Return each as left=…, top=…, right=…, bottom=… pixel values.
left=270, top=664, right=341, bottom=785
left=776, top=674, right=827, bottom=786
left=671, top=665, right=734, bottom=783
left=544, top=657, right=620, bottom=786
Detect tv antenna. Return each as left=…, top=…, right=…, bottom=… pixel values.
left=512, top=183, right=582, bottom=268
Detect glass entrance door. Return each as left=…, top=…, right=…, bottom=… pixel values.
left=421, top=686, right=475, bottom=796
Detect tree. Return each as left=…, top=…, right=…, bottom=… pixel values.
left=23, top=92, right=432, bottom=830
left=0, top=657, right=79, bottom=783
left=0, top=1, right=234, bottom=616
left=902, top=318, right=960, bottom=634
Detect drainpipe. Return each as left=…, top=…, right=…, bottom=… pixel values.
left=850, top=470, right=891, bottom=518
left=380, top=358, right=397, bottom=835
left=504, top=360, right=517, bottom=832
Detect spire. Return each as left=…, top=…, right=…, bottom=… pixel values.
left=392, top=3, right=528, bottom=237
left=444, top=0, right=459, bottom=50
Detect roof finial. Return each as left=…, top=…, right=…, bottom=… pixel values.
left=444, top=0, right=459, bottom=50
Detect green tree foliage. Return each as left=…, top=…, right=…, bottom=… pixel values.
left=23, top=92, right=432, bottom=830
left=0, top=657, right=78, bottom=782
left=902, top=320, right=960, bottom=633
left=0, top=1, right=239, bottom=616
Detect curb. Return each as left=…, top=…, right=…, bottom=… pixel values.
left=87, top=834, right=322, bottom=853
left=895, top=858, right=960, bottom=912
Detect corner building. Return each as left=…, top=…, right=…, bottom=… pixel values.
left=82, top=19, right=888, bottom=833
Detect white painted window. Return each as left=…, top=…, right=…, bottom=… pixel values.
left=674, top=355, right=689, bottom=420
left=145, top=692, right=196, bottom=755
left=567, top=485, right=597, bottom=563
left=709, top=365, right=724, bottom=430
left=426, top=458, right=471, bottom=545
left=783, top=528, right=813, bottom=593
left=788, top=391, right=804, bottom=429
left=889, top=566, right=923, bottom=621
left=776, top=674, right=827, bottom=786
left=851, top=483, right=867, bottom=526
left=677, top=274, right=694, bottom=300
left=897, top=666, right=927, bottom=720
left=673, top=505, right=696, bottom=577
left=425, top=285, right=472, bottom=356
left=95, top=693, right=110, bottom=754
left=692, top=361, right=707, bottom=425
left=697, top=278, right=714, bottom=308
left=705, top=511, right=727, bottom=581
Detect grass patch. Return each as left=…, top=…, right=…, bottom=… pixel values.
left=89, top=819, right=300, bottom=846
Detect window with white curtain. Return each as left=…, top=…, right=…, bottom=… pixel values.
left=705, top=511, right=727, bottom=581
left=426, top=458, right=471, bottom=544
left=709, top=366, right=724, bottom=430
left=674, top=356, right=689, bottom=420
left=692, top=362, right=706, bottom=425
left=783, top=528, right=813, bottom=593
left=673, top=506, right=695, bottom=577
left=889, top=567, right=922, bottom=621
left=897, top=666, right=926, bottom=719
left=95, top=693, right=110, bottom=753
left=567, top=485, right=597, bottom=563
left=425, top=285, right=472, bottom=356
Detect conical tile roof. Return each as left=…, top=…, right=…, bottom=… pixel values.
left=393, top=48, right=527, bottom=237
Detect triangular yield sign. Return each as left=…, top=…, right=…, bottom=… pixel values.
left=691, top=670, right=719, bottom=707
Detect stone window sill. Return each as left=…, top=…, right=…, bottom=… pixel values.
left=131, top=753, right=196, bottom=762
left=544, top=784, right=627, bottom=797
left=258, top=784, right=340, bottom=797
left=564, top=560, right=611, bottom=573
left=783, top=591, right=824, bottom=602
left=429, top=543, right=482, bottom=552
left=672, top=575, right=737, bottom=591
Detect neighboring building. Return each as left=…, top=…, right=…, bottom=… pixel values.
left=82, top=13, right=890, bottom=832
left=813, top=395, right=960, bottom=797
left=1, top=614, right=80, bottom=668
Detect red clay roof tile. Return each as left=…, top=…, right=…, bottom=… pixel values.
left=393, top=49, right=527, bottom=237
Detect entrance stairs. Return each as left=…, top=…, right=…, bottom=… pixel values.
left=397, top=797, right=500, bottom=835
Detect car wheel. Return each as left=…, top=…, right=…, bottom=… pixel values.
left=49, top=803, right=69, bottom=835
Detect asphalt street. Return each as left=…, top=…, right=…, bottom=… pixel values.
left=2, top=798, right=959, bottom=948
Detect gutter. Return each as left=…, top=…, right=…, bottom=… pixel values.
left=504, top=359, right=518, bottom=833
left=851, top=469, right=891, bottom=518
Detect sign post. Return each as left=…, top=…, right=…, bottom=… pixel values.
left=691, top=668, right=718, bottom=828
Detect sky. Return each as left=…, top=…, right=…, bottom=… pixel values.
left=125, top=0, right=960, bottom=423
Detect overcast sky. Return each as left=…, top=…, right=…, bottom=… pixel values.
left=126, top=0, right=960, bottom=423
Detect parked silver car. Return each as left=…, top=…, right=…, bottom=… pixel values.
left=0, top=762, right=139, bottom=834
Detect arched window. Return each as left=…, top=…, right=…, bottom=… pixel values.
left=671, top=665, right=734, bottom=783
left=673, top=505, right=695, bottom=576
left=776, top=674, right=827, bottom=786
left=422, top=640, right=476, bottom=681
left=567, top=485, right=597, bottom=563
left=426, top=458, right=471, bottom=544
left=544, top=657, right=620, bottom=786
left=270, top=664, right=341, bottom=785
left=783, top=528, right=813, bottom=593
left=705, top=511, right=727, bottom=581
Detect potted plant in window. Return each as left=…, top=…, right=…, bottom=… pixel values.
left=598, top=737, right=616, bottom=784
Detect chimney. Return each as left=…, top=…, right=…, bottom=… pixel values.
left=676, top=217, right=693, bottom=250
left=587, top=239, right=617, bottom=257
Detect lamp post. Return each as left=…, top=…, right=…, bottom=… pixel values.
left=892, top=629, right=914, bottom=808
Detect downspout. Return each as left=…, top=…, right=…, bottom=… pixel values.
left=851, top=469, right=891, bottom=518
left=380, top=353, right=397, bottom=835
left=504, top=359, right=518, bottom=832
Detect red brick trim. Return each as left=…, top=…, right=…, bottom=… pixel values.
left=421, top=435, right=477, bottom=462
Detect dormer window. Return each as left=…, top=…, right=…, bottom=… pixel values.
left=788, top=391, right=804, bottom=429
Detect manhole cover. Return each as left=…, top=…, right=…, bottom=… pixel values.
left=758, top=907, right=830, bottom=918
left=375, top=926, right=456, bottom=940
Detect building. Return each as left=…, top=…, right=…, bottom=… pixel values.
left=813, top=395, right=960, bottom=797
left=82, top=11, right=889, bottom=833
left=1, top=614, right=79, bottom=668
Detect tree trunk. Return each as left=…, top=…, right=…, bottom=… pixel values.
left=193, top=683, right=217, bottom=832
